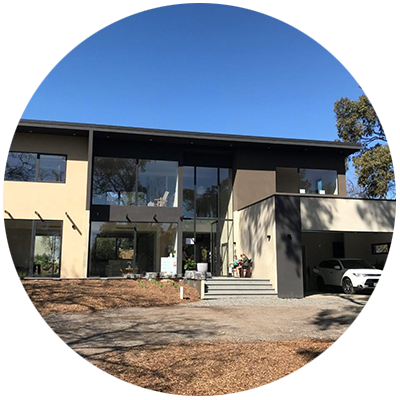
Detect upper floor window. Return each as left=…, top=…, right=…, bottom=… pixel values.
left=92, top=157, right=178, bottom=207
left=183, top=166, right=233, bottom=218
left=276, top=167, right=338, bottom=195
left=299, top=168, right=338, bottom=195
left=5, top=152, right=66, bottom=183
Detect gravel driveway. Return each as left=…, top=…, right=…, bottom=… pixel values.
left=44, top=293, right=370, bottom=357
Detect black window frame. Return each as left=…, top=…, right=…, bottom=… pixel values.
left=371, top=242, right=391, bottom=255
left=5, top=151, right=67, bottom=184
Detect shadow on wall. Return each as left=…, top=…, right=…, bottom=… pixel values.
left=356, top=201, right=396, bottom=232
left=238, top=198, right=274, bottom=274
left=301, top=198, right=337, bottom=232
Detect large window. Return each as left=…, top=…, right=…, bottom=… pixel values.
left=89, top=221, right=178, bottom=277
left=5, top=152, right=66, bottom=183
left=92, top=157, right=178, bottom=207
left=5, top=219, right=62, bottom=278
left=299, top=168, right=338, bottom=195
left=276, top=167, right=338, bottom=195
left=183, top=166, right=233, bottom=218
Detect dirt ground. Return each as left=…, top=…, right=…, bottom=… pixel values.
left=22, top=279, right=200, bottom=314
left=87, top=339, right=332, bottom=395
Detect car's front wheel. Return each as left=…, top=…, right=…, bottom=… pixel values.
left=342, top=277, right=355, bottom=294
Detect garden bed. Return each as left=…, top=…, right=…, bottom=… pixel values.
left=22, top=279, right=200, bottom=315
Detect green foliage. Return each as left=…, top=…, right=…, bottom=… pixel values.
left=137, top=280, right=147, bottom=288
left=150, top=278, right=163, bottom=288
left=167, top=280, right=180, bottom=289
left=183, top=258, right=196, bottom=270
left=334, top=95, right=395, bottom=199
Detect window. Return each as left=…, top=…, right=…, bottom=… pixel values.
left=89, top=221, right=178, bottom=277
left=5, top=219, right=62, bottom=278
left=299, top=169, right=338, bottom=195
left=183, top=166, right=195, bottom=217
left=137, top=160, right=178, bottom=207
left=92, top=157, right=137, bottom=205
left=92, top=157, right=178, bottom=207
left=5, top=152, right=66, bottom=183
left=196, top=167, right=218, bottom=218
left=372, top=243, right=390, bottom=255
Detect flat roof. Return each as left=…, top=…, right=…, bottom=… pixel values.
left=17, top=119, right=362, bottom=153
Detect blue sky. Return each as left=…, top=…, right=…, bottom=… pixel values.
left=22, top=3, right=363, bottom=142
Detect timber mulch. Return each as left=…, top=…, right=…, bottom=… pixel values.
left=86, top=339, right=333, bottom=395
left=22, top=279, right=200, bottom=315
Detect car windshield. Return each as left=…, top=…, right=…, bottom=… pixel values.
left=341, top=260, right=374, bottom=269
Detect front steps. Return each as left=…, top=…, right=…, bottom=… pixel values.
left=204, top=277, right=276, bottom=298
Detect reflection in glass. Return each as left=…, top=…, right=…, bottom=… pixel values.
left=137, top=160, right=178, bottom=207
left=196, top=167, right=218, bottom=217
left=299, top=169, right=338, bottom=195
left=4, top=219, right=34, bottom=278
left=5, top=152, right=37, bottom=182
left=39, top=154, right=66, bottom=182
left=33, top=221, right=62, bottom=277
left=92, top=157, right=137, bottom=205
left=183, top=166, right=195, bottom=217
left=219, top=168, right=233, bottom=219
left=89, top=222, right=177, bottom=276
left=182, top=220, right=195, bottom=271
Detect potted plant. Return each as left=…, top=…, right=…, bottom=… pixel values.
left=184, top=258, right=196, bottom=271
left=197, top=246, right=208, bottom=273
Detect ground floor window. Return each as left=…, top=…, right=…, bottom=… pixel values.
left=5, top=219, right=62, bottom=278
left=89, top=221, right=178, bottom=277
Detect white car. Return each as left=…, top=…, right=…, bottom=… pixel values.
left=313, top=258, right=382, bottom=294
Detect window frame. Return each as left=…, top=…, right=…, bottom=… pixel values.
left=5, top=151, right=67, bottom=184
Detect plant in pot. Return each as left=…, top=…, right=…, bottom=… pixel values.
left=197, top=246, right=208, bottom=273
left=184, top=258, right=196, bottom=271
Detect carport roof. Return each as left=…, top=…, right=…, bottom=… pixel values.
left=16, top=119, right=362, bottom=154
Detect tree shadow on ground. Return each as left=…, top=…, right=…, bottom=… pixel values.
left=17, top=315, right=220, bottom=394
left=311, top=296, right=384, bottom=331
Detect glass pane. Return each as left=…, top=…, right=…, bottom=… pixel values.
left=182, top=220, right=195, bottom=271
left=39, top=154, right=66, bottom=182
left=137, top=160, right=178, bottom=207
left=220, top=220, right=233, bottom=276
left=195, top=220, right=213, bottom=265
left=183, top=166, right=195, bottom=217
left=136, top=223, right=178, bottom=274
left=5, top=219, right=34, bottom=278
left=89, top=222, right=135, bottom=277
left=219, top=168, right=233, bottom=219
left=299, top=169, right=338, bottom=195
left=33, top=221, right=62, bottom=277
left=196, top=167, right=218, bottom=217
left=5, top=152, right=37, bottom=182
left=92, top=157, right=137, bottom=205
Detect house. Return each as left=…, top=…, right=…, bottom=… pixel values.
left=3, top=119, right=395, bottom=298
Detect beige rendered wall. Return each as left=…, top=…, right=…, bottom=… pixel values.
left=233, top=169, right=275, bottom=211
left=344, top=232, right=393, bottom=268
left=301, top=197, right=396, bottom=232
left=233, top=196, right=277, bottom=287
left=3, top=132, right=90, bottom=278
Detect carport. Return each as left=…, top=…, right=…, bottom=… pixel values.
left=300, top=197, right=395, bottom=294
left=302, top=231, right=393, bottom=292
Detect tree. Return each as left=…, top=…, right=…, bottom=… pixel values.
left=334, top=95, right=395, bottom=199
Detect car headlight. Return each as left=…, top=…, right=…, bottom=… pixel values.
left=352, top=273, right=366, bottom=277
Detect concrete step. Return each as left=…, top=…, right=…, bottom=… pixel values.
left=205, top=284, right=273, bottom=290
left=204, top=289, right=276, bottom=297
